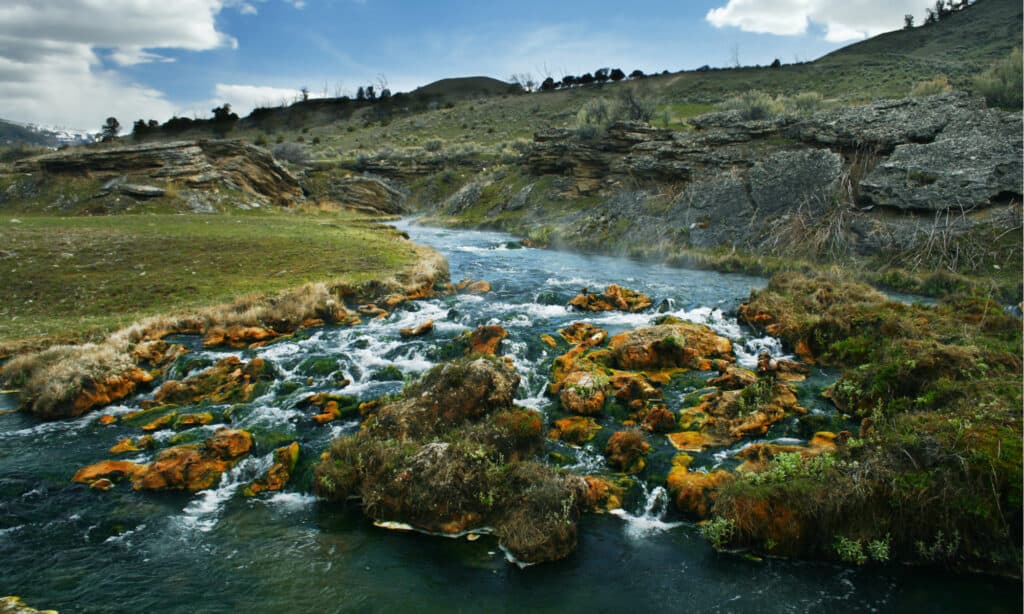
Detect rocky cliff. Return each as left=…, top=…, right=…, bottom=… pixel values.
left=411, top=92, right=1021, bottom=275
left=9, top=139, right=303, bottom=211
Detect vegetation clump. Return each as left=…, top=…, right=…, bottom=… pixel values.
left=314, top=356, right=589, bottom=564
left=973, top=47, right=1022, bottom=109
left=706, top=271, right=1023, bottom=575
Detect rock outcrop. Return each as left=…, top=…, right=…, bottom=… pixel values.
left=309, top=175, right=407, bottom=214
left=14, top=139, right=303, bottom=209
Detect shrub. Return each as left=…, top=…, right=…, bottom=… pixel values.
left=910, top=75, right=953, bottom=97
left=253, top=134, right=268, bottom=147
left=701, top=517, right=736, bottom=550
left=423, top=138, right=444, bottom=152
left=974, top=47, right=1022, bottom=109
left=787, top=91, right=824, bottom=114
left=272, top=142, right=310, bottom=165
left=718, top=91, right=783, bottom=120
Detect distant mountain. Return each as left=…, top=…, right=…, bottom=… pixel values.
left=0, top=118, right=94, bottom=147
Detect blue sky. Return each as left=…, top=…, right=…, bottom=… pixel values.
left=0, top=0, right=931, bottom=129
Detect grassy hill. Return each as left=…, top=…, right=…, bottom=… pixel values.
left=410, top=76, right=521, bottom=100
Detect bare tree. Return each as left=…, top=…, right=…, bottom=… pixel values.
left=510, top=72, right=535, bottom=93
left=729, top=43, right=741, bottom=68
left=300, top=86, right=310, bottom=102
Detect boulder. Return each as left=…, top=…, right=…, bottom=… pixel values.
left=465, top=324, right=507, bottom=355
left=608, top=322, right=733, bottom=371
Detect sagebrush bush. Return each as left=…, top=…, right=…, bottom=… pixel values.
left=718, top=91, right=783, bottom=120
left=272, top=142, right=309, bottom=165
left=974, top=47, right=1022, bottom=109
left=787, top=91, right=824, bottom=114
left=910, top=75, right=953, bottom=97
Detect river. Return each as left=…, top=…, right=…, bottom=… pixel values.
left=0, top=220, right=1017, bottom=613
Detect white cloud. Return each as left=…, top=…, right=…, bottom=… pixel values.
left=212, top=83, right=311, bottom=116
left=0, top=0, right=245, bottom=128
left=706, top=0, right=928, bottom=42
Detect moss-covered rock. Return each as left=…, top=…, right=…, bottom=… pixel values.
left=314, top=356, right=587, bottom=565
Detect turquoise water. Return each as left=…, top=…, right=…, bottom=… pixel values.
left=0, top=221, right=1018, bottom=613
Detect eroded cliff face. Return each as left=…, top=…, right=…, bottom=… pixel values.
left=8, top=139, right=303, bottom=211
left=406, top=92, right=1021, bottom=270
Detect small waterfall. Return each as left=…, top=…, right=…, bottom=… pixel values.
left=610, top=484, right=682, bottom=539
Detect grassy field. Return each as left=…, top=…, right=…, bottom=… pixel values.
left=0, top=211, right=419, bottom=351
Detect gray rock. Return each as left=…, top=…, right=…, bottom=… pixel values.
left=859, top=109, right=1023, bottom=211
left=789, top=92, right=981, bottom=151
left=749, top=149, right=843, bottom=215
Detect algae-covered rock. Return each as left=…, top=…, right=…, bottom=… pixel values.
left=558, top=322, right=607, bottom=346
left=558, top=371, right=607, bottom=415
left=466, top=325, right=507, bottom=355
left=0, top=596, right=58, bottom=614
left=549, top=416, right=602, bottom=445
left=133, top=428, right=253, bottom=491
left=152, top=356, right=272, bottom=407
left=604, top=430, right=651, bottom=474
left=244, top=442, right=300, bottom=496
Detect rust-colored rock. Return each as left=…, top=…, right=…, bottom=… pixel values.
left=399, top=319, right=434, bottom=338
left=357, top=304, right=390, bottom=319
left=72, top=460, right=147, bottom=486
left=641, top=404, right=677, bottom=433
left=463, top=280, right=491, bottom=295
left=558, top=322, right=607, bottom=346
left=559, top=371, right=607, bottom=415
left=134, top=428, right=253, bottom=491
left=608, top=322, right=733, bottom=371
left=141, top=412, right=177, bottom=432
left=666, top=468, right=733, bottom=518
left=97, top=414, right=117, bottom=425
left=757, top=352, right=810, bottom=383
left=609, top=373, right=660, bottom=408
left=467, top=325, right=507, bottom=355
left=109, top=435, right=154, bottom=454
left=58, top=367, right=154, bottom=420
left=550, top=416, right=602, bottom=445
left=569, top=284, right=652, bottom=312
left=583, top=475, right=628, bottom=511
left=604, top=430, right=651, bottom=474
left=244, top=442, right=300, bottom=496
left=202, top=325, right=279, bottom=348
left=540, top=334, right=558, bottom=348
left=130, top=340, right=188, bottom=367
left=708, top=364, right=758, bottom=389
left=174, top=412, right=214, bottom=429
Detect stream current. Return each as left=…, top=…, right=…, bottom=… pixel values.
left=0, top=220, right=1018, bottom=613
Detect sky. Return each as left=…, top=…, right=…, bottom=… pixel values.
left=0, top=0, right=937, bottom=130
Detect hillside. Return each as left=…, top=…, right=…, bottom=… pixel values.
left=410, top=76, right=521, bottom=100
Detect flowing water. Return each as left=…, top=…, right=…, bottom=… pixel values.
left=0, top=221, right=1018, bottom=613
